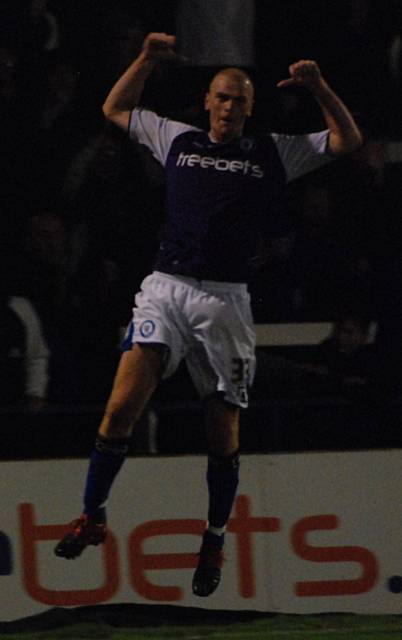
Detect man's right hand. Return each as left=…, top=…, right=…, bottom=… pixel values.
left=142, top=33, right=179, bottom=62
left=103, top=33, right=180, bottom=132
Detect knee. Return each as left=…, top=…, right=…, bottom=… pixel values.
left=205, top=408, right=239, bottom=456
left=207, top=426, right=239, bottom=457
left=103, top=399, right=139, bottom=438
left=204, top=395, right=239, bottom=454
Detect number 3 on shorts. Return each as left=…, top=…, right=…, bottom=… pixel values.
left=231, top=358, right=250, bottom=384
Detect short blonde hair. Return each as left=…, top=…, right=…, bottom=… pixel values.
left=209, top=68, right=254, bottom=99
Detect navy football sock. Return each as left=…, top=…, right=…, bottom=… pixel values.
left=83, top=434, right=129, bottom=520
left=206, top=450, right=240, bottom=541
left=202, top=528, right=225, bottom=550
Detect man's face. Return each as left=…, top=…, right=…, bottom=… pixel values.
left=205, top=72, right=254, bottom=143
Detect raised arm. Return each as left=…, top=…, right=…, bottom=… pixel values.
left=277, top=60, right=363, bottom=156
left=102, top=32, right=179, bottom=132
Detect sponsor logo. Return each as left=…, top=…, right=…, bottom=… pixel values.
left=176, top=152, right=264, bottom=178
left=14, top=495, right=379, bottom=607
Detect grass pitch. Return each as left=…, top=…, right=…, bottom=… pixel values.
left=2, top=607, right=402, bottom=640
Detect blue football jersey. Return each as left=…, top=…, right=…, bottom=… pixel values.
left=129, top=108, right=331, bottom=282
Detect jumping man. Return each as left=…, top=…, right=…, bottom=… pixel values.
left=54, top=33, right=362, bottom=598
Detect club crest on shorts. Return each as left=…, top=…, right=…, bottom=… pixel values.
left=139, top=319, right=156, bottom=338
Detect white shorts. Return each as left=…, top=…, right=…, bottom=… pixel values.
left=122, top=271, right=256, bottom=407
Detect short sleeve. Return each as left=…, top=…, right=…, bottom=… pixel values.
left=8, top=296, right=50, bottom=399
left=129, top=108, right=199, bottom=166
left=270, top=130, right=332, bottom=182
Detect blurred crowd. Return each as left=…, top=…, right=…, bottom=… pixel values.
left=1, top=0, right=402, bottom=413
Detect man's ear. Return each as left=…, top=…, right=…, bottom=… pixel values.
left=246, top=99, right=254, bottom=117
left=204, top=92, right=211, bottom=111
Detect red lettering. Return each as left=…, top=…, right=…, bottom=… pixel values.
left=228, top=495, right=280, bottom=598
left=291, top=515, right=379, bottom=596
left=19, top=503, right=120, bottom=605
left=20, top=499, right=378, bottom=607
left=128, top=519, right=204, bottom=601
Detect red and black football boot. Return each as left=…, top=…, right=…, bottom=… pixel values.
left=54, top=514, right=107, bottom=559
left=192, top=532, right=224, bottom=597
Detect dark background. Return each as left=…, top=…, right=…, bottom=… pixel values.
left=1, top=0, right=402, bottom=457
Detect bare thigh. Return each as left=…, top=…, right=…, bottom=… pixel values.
left=99, top=344, right=165, bottom=439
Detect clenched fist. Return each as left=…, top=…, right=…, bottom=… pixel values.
left=277, top=60, right=325, bottom=92
left=142, top=33, right=179, bottom=62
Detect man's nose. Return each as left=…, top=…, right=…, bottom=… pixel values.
left=224, top=99, right=235, bottom=111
